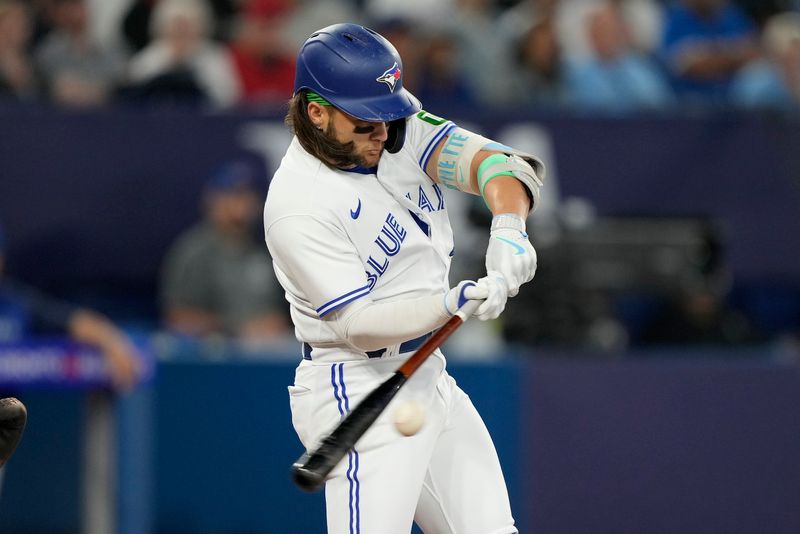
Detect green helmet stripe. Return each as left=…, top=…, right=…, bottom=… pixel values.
left=306, top=91, right=332, bottom=106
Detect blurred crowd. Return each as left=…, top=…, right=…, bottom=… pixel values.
left=1, top=0, right=799, bottom=363
left=1, top=0, right=800, bottom=114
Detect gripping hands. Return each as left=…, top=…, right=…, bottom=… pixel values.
left=486, top=213, right=537, bottom=297
left=444, top=271, right=509, bottom=321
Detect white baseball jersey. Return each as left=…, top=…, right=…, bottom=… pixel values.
left=265, top=111, right=517, bottom=534
left=265, top=111, right=457, bottom=361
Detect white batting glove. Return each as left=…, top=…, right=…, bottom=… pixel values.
left=485, top=213, right=537, bottom=297
left=444, top=271, right=509, bottom=321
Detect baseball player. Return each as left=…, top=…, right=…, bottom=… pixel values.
left=264, top=23, right=545, bottom=534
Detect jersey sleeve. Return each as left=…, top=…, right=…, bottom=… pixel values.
left=403, top=110, right=457, bottom=175
left=266, top=215, right=370, bottom=318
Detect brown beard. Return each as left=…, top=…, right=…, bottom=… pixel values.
left=323, top=121, right=380, bottom=168
left=286, top=93, right=376, bottom=169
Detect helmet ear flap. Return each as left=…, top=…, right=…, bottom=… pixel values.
left=385, top=118, right=406, bottom=154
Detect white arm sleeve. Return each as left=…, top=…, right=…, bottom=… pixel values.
left=327, top=294, right=450, bottom=352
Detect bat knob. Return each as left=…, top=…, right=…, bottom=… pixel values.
left=292, top=457, right=325, bottom=492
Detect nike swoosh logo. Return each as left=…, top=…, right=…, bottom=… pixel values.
left=495, top=236, right=525, bottom=255
left=350, top=198, right=362, bottom=219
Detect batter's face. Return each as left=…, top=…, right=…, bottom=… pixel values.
left=309, top=103, right=389, bottom=168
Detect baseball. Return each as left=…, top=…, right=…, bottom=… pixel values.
left=393, top=400, right=426, bottom=436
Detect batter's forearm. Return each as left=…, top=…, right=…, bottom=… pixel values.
left=328, top=294, right=450, bottom=352
left=480, top=173, right=531, bottom=218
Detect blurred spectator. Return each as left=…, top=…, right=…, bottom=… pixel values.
left=415, top=29, right=478, bottom=113
left=659, top=0, right=760, bottom=108
left=564, top=0, right=674, bottom=113
left=731, top=11, right=800, bottom=111
left=555, top=0, right=665, bottom=57
left=613, top=0, right=665, bottom=55
left=33, top=0, right=125, bottom=107
left=227, top=0, right=295, bottom=106
left=160, top=159, right=289, bottom=341
left=0, top=220, right=141, bottom=393
left=85, top=0, right=138, bottom=53
left=734, top=0, right=793, bottom=28
left=283, top=0, right=360, bottom=53
left=364, top=0, right=454, bottom=29
left=0, top=0, right=37, bottom=100
left=372, top=17, right=422, bottom=94
left=121, top=0, right=158, bottom=53
left=445, top=0, right=517, bottom=107
left=497, top=0, right=558, bottom=44
left=206, top=0, right=240, bottom=41
left=122, top=0, right=238, bottom=53
left=502, top=0, right=663, bottom=59
left=512, top=16, right=569, bottom=110
left=124, top=0, right=240, bottom=108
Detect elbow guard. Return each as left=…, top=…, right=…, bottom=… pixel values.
left=436, top=127, right=546, bottom=214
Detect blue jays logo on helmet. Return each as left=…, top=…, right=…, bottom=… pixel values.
left=376, top=63, right=401, bottom=92
left=293, top=23, right=421, bottom=122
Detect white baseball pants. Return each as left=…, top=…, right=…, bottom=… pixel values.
left=288, top=352, right=517, bottom=534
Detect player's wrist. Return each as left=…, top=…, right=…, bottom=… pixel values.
left=490, top=213, right=526, bottom=234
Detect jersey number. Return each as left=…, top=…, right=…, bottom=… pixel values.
left=416, top=111, right=447, bottom=126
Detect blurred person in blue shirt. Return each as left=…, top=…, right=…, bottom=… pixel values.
left=565, top=0, right=675, bottom=113
left=0, top=221, right=141, bottom=393
left=731, top=11, right=800, bottom=111
left=660, top=0, right=760, bottom=108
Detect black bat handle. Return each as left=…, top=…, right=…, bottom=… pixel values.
left=292, top=373, right=406, bottom=492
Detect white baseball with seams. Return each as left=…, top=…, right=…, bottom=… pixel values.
left=393, top=399, right=426, bottom=436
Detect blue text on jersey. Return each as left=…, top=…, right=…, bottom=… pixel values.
left=365, top=213, right=407, bottom=290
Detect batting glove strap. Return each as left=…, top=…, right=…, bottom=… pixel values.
left=490, top=213, right=527, bottom=234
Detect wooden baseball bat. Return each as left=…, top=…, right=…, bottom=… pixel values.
left=291, top=299, right=481, bottom=492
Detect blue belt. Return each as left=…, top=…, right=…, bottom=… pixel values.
left=302, top=332, right=432, bottom=361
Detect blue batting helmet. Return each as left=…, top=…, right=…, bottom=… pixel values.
left=294, top=23, right=421, bottom=122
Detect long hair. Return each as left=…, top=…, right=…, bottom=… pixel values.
left=285, top=92, right=362, bottom=168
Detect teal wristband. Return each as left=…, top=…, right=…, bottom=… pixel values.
left=477, top=153, right=515, bottom=201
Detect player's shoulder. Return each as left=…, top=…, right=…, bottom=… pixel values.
left=270, top=137, right=320, bottom=183
left=405, top=110, right=455, bottom=138
left=265, top=138, right=354, bottom=228
left=409, top=110, right=454, bottom=128
left=399, top=110, right=457, bottom=167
